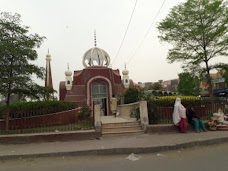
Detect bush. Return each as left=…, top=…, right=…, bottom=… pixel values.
left=130, top=107, right=140, bottom=120
left=78, top=104, right=91, bottom=120
left=0, top=101, right=76, bottom=118
left=124, top=87, right=142, bottom=104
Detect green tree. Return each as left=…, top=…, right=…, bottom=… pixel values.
left=26, top=85, right=57, bottom=101
left=220, top=65, right=228, bottom=87
left=152, top=82, right=162, bottom=90
left=158, top=0, right=228, bottom=98
left=124, top=87, right=142, bottom=104
left=0, top=12, right=47, bottom=130
left=178, top=72, right=200, bottom=95
left=0, top=12, right=46, bottom=105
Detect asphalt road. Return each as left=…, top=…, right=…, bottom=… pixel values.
left=1, top=143, right=228, bottom=171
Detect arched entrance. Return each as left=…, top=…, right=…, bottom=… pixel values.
left=92, top=80, right=108, bottom=116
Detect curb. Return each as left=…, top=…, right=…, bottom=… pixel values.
left=0, top=130, right=101, bottom=144
left=1, top=136, right=228, bottom=160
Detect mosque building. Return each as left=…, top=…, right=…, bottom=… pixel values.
left=59, top=33, right=132, bottom=116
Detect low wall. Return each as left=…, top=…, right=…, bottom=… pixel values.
left=146, top=121, right=208, bottom=134
left=117, top=102, right=139, bottom=118
left=0, top=130, right=101, bottom=144
left=146, top=124, right=180, bottom=134
left=0, top=108, right=80, bottom=130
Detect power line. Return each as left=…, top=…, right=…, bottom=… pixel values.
left=127, top=0, right=166, bottom=65
left=112, top=0, right=138, bottom=66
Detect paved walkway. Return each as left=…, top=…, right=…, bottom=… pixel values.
left=0, top=131, right=228, bottom=160
left=101, top=116, right=137, bottom=123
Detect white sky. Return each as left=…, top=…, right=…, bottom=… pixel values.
left=1, top=0, right=226, bottom=94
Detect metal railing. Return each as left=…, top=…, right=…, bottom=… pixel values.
left=0, top=106, right=94, bottom=135
left=148, top=97, right=228, bottom=124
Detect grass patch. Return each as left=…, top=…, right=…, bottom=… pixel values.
left=0, top=121, right=94, bottom=135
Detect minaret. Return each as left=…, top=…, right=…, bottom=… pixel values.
left=94, top=29, right=97, bottom=47
left=45, top=50, right=53, bottom=89
left=122, top=63, right=130, bottom=89
left=65, top=63, right=72, bottom=90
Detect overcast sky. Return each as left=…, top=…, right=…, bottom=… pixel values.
left=1, top=0, right=226, bottom=94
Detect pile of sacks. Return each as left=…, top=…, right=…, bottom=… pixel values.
left=208, top=109, right=228, bottom=131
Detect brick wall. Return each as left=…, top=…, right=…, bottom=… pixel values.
left=0, top=108, right=79, bottom=130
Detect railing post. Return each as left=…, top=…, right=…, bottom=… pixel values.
left=139, top=101, right=149, bottom=131
left=5, top=108, right=9, bottom=131
left=94, top=104, right=101, bottom=132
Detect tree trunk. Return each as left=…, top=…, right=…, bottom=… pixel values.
left=205, top=61, right=213, bottom=99
left=5, top=108, right=9, bottom=131
left=5, top=58, right=14, bottom=131
left=5, top=82, right=11, bottom=131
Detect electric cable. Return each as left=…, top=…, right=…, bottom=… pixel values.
left=127, top=0, right=166, bottom=65
left=112, top=0, right=138, bottom=66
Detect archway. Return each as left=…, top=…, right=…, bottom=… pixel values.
left=92, top=80, right=108, bottom=116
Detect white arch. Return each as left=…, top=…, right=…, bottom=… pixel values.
left=82, top=47, right=111, bottom=68
left=87, top=76, right=112, bottom=108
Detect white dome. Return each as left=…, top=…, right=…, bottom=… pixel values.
left=82, top=47, right=110, bottom=68
left=65, top=69, right=72, bottom=76
left=122, top=69, right=129, bottom=75
left=46, top=53, right=51, bottom=59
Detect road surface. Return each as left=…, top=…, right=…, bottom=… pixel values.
left=1, top=143, right=228, bottom=171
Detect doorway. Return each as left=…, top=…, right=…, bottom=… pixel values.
left=92, top=81, right=108, bottom=116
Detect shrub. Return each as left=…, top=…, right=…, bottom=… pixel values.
left=0, top=101, right=76, bottom=118
left=124, top=87, right=142, bottom=104
left=78, top=104, right=91, bottom=120
left=130, top=107, right=140, bottom=120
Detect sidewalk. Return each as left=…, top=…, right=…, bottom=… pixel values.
left=0, top=131, right=228, bottom=160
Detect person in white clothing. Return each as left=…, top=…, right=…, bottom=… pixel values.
left=173, top=98, right=187, bottom=133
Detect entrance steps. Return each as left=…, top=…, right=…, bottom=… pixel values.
left=101, top=121, right=144, bottom=135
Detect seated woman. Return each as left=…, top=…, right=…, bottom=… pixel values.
left=173, top=98, right=187, bottom=133
left=187, top=107, right=207, bottom=132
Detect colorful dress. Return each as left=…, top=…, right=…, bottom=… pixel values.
left=187, top=108, right=206, bottom=132
left=173, top=98, right=187, bottom=133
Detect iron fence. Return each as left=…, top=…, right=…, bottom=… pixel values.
left=0, top=107, right=94, bottom=135
left=148, top=97, right=228, bottom=124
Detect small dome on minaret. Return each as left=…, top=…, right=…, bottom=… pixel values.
left=65, top=64, right=72, bottom=76
left=122, top=64, right=129, bottom=75
left=45, top=49, right=53, bottom=93
left=122, top=63, right=130, bottom=89
left=46, top=49, right=51, bottom=60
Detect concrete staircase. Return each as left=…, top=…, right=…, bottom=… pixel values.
left=101, top=121, right=144, bottom=135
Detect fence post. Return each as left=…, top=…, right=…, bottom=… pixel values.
left=5, top=108, right=9, bottom=131
left=94, top=104, right=101, bottom=132
left=139, top=101, right=149, bottom=131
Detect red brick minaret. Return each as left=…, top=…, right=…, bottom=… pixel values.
left=45, top=50, right=53, bottom=89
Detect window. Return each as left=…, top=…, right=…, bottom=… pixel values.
left=92, top=81, right=107, bottom=100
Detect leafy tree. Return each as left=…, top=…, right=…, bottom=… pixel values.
left=0, top=12, right=48, bottom=130
left=158, top=0, right=228, bottom=98
left=157, top=91, right=163, bottom=96
left=223, top=68, right=228, bottom=87
left=124, top=87, right=142, bottom=104
left=0, top=12, right=46, bottom=106
left=152, top=90, right=157, bottom=96
left=178, top=72, right=200, bottom=95
left=152, top=82, right=162, bottom=90
left=26, top=85, right=57, bottom=101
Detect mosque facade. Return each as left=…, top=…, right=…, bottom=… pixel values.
left=59, top=37, right=131, bottom=116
